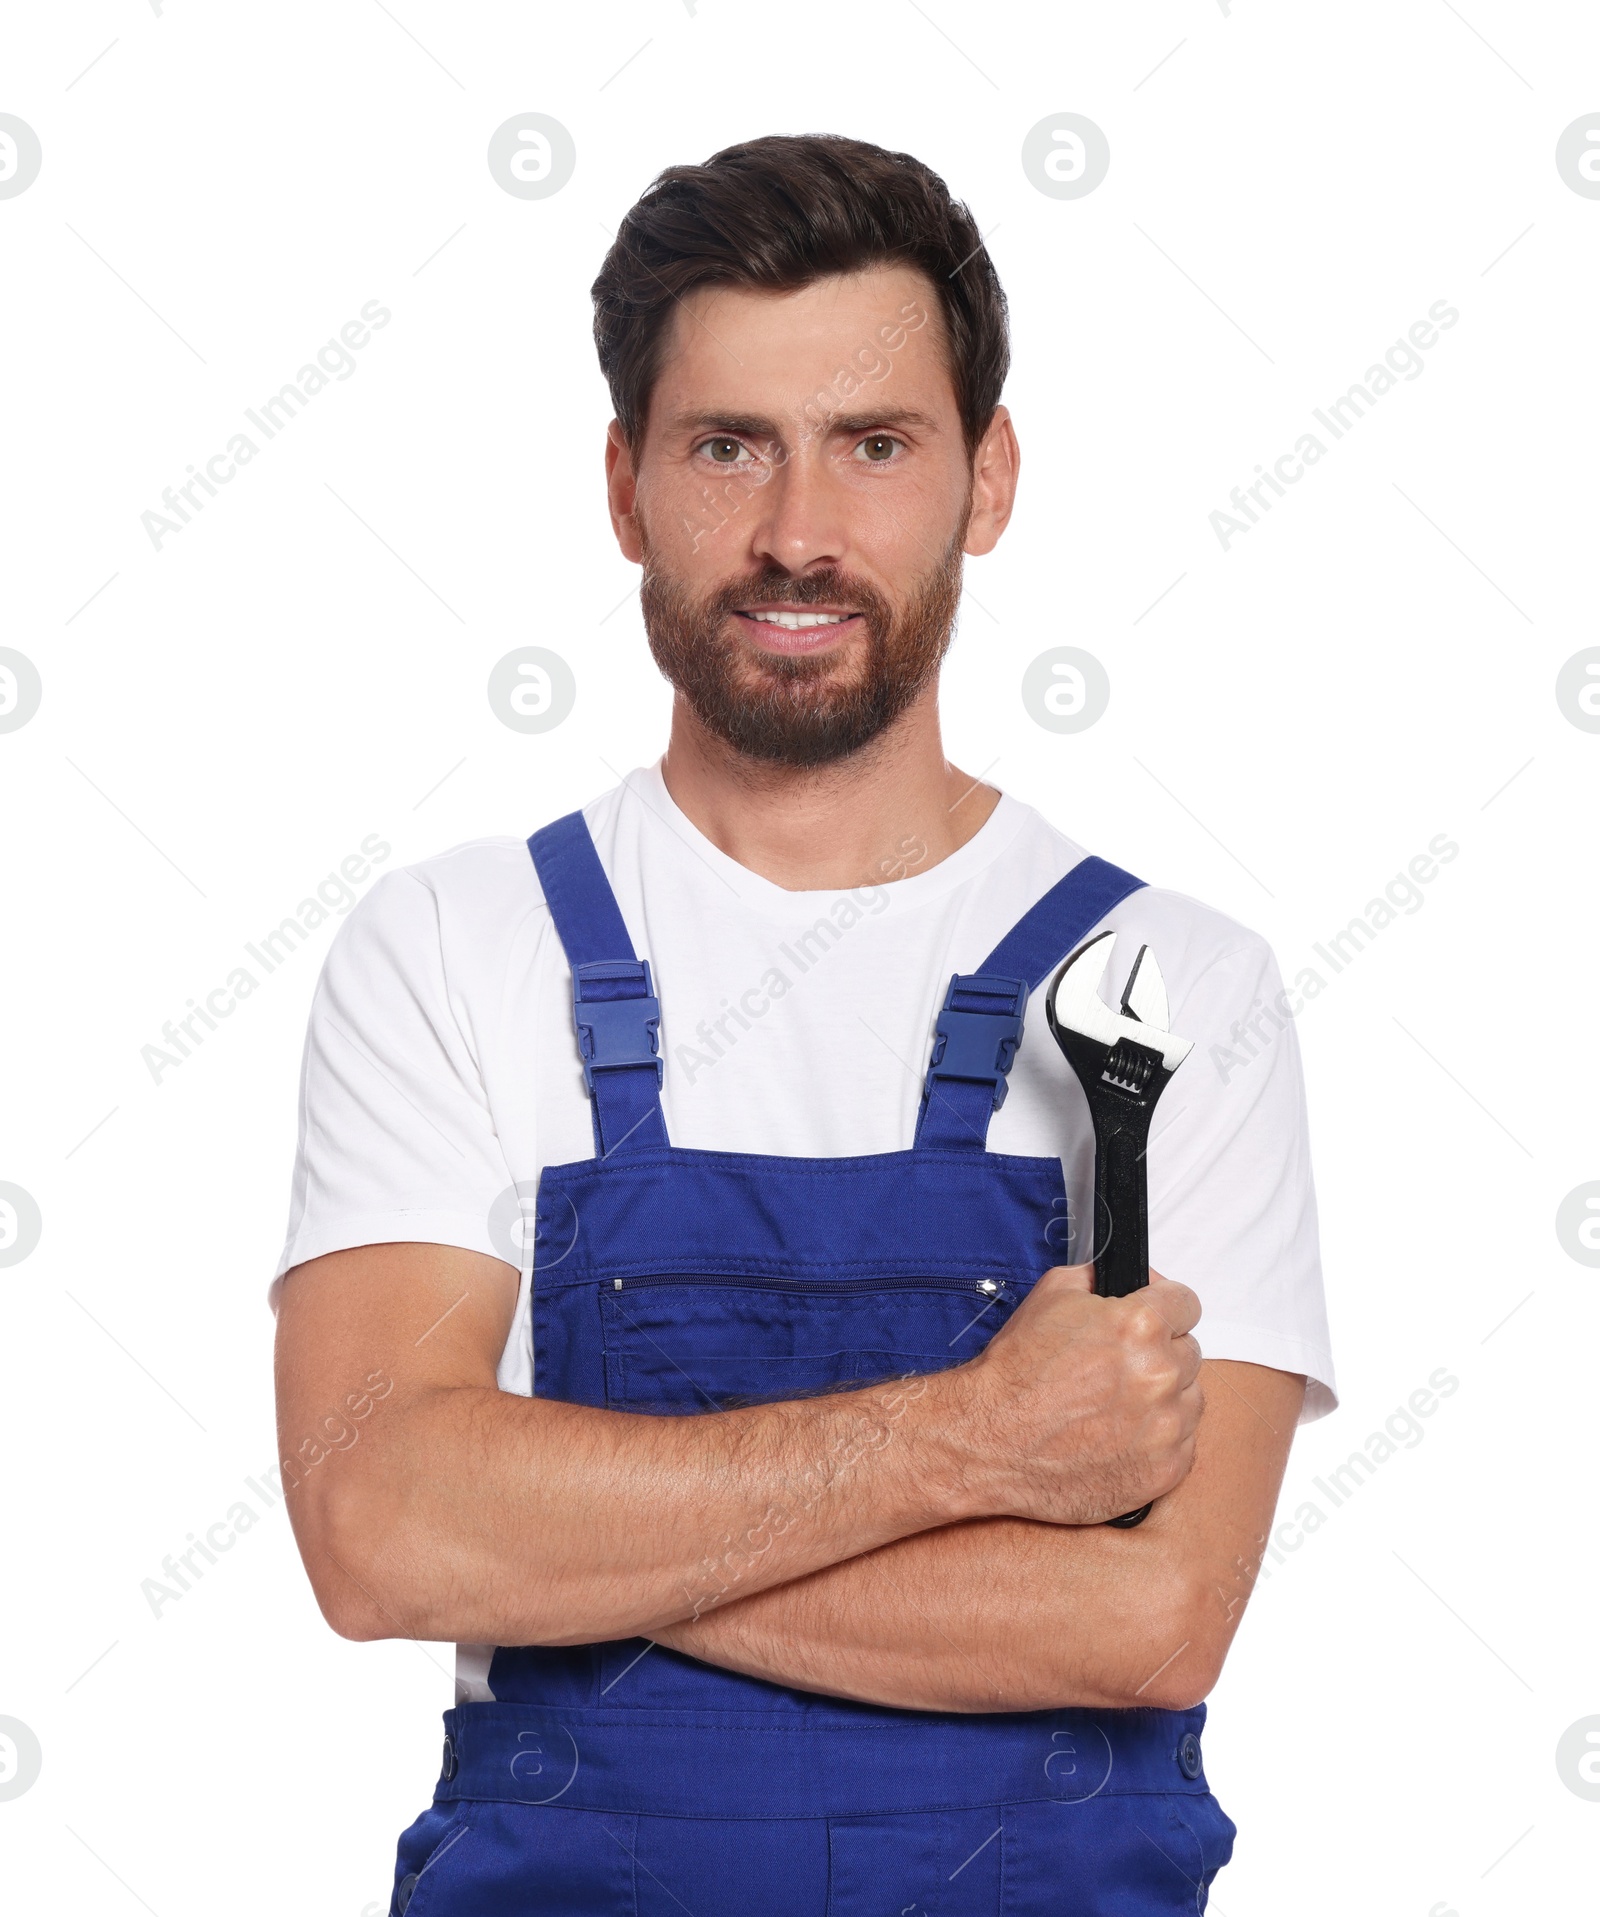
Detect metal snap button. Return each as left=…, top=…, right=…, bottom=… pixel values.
left=441, top=1732, right=458, bottom=1781
left=1177, top=1731, right=1203, bottom=1780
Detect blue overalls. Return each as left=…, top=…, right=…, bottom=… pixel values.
left=389, top=813, right=1235, bottom=1916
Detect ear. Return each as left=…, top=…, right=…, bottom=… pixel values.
left=963, top=405, right=1020, bottom=557
left=605, top=419, right=643, bottom=563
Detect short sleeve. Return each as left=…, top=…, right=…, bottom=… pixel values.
left=270, top=868, right=517, bottom=1305
left=1147, top=935, right=1337, bottom=1421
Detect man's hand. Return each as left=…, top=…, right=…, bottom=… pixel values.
left=944, top=1264, right=1204, bottom=1527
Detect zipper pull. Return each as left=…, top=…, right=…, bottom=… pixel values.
left=613, top=1278, right=623, bottom=1291
left=977, top=1279, right=1001, bottom=1296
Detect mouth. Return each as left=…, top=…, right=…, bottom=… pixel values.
left=731, top=605, right=863, bottom=654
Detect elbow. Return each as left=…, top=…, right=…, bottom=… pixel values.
left=1128, top=1659, right=1223, bottom=1712
left=1116, top=1568, right=1229, bottom=1710
left=1010, top=1561, right=1223, bottom=1713
left=289, top=1461, right=565, bottom=1646
left=1011, top=1662, right=1222, bottom=1716
left=296, top=1527, right=394, bottom=1643
left=958, top=1572, right=1232, bottom=1715
left=316, top=1553, right=398, bottom=1642
left=288, top=1467, right=425, bottom=1643
left=321, top=1591, right=389, bottom=1644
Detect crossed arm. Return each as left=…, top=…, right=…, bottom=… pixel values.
left=275, top=1243, right=1303, bottom=1713
left=652, top=1361, right=1301, bottom=1711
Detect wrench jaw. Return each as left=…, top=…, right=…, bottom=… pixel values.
left=1044, top=930, right=1193, bottom=1298
left=1118, top=941, right=1170, bottom=1031
left=1045, top=930, right=1193, bottom=1080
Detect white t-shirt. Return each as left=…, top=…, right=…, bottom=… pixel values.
left=273, top=763, right=1336, bottom=1698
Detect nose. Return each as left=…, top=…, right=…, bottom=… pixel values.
left=747, top=441, right=851, bottom=577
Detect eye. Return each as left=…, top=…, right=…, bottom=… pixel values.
left=853, top=433, right=904, bottom=464
left=695, top=436, right=753, bottom=465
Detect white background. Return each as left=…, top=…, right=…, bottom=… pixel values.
left=2, top=3, right=1597, bottom=1913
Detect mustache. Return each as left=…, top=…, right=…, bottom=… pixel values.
left=702, top=569, right=890, bottom=622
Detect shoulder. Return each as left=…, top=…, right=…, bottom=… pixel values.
left=1003, top=803, right=1280, bottom=1007
left=1012, top=804, right=1269, bottom=953
left=388, top=834, right=547, bottom=909
left=322, top=835, right=552, bottom=981
left=1113, top=883, right=1275, bottom=990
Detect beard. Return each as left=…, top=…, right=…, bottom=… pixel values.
left=638, top=527, right=966, bottom=769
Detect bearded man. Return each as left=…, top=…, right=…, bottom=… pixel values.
left=273, top=132, right=1334, bottom=1916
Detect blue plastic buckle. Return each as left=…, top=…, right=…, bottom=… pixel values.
left=572, top=959, right=663, bottom=1095
left=925, top=973, right=1029, bottom=1113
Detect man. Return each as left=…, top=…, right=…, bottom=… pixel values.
left=274, top=133, right=1335, bottom=1915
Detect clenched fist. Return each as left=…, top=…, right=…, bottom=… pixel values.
left=945, top=1264, right=1204, bottom=1526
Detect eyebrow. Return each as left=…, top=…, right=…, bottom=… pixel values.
left=668, top=406, right=942, bottom=440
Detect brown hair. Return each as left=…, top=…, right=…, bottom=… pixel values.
left=591, top=133, right=1008, bottom=459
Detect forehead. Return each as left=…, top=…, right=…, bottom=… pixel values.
left=645, top=263, right=954, bottom=437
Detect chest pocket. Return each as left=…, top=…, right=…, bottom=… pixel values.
left=598, top=1274, right=1023, bottom=1414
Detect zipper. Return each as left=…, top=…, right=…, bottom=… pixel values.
left=607, top=1274, right=1015, bottom=1298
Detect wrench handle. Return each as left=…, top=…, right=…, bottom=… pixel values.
left=1091, top=1105, right=1155, bottom=1525
left=1090, top=1105, right=1153, bottom=1300
left=1047, top=1019, right=1176, bottom=1533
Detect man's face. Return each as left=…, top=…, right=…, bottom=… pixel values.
left=608, top=264, right=1005, bottom=767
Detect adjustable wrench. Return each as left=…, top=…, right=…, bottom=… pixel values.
left=1045, top=931, right=1193, bottom=1527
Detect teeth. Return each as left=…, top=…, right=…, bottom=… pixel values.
left=749, top=610, right=848, bottom=629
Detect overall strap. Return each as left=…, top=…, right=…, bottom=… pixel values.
left=915, top=855, right=1147, bottom=1152
left=527, top=812, right=667, bottom=1158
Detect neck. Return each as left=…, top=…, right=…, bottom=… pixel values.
left=658, top=684, right=1000, bottom=892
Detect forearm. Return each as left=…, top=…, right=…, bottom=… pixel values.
left=654, top=1514, right=1202, bottom=1713
left=654, top=1360, right=1303, bottom=1712
left=306, top=1368, right=973, bottom=1644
